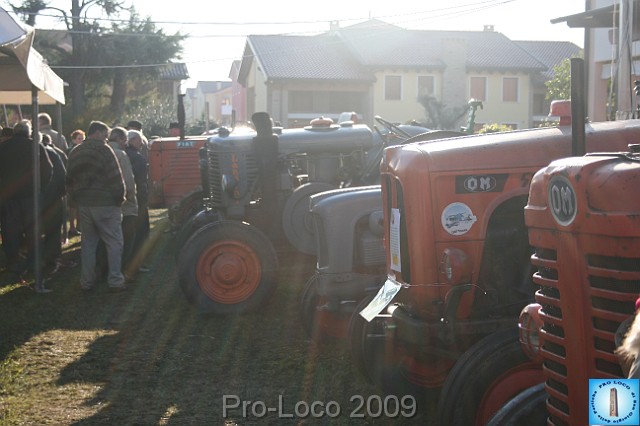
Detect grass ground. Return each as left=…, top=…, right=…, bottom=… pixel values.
left=0, top=210, right=432, bottom=425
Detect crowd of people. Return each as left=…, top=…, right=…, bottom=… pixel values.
left=0, top=114, right=150, bottom=292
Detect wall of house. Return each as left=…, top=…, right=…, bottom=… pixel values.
left=370, top=69, right=532, bottom=130
left=230, top=62, right=247, bottom=124
left=470, top=72, right=533, bottom=130
left=265, top=81, right=371, bottom=127
left=253, top=63, right=269, bottom=115
left=371, top=69, right=444, bottom=125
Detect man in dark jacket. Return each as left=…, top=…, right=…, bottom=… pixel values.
left=41, top=133, right=75, bottom=275
left=0, top=120, right=53, bottom=282
left=66, top=121, right=126, bottom=291
left=126, top=129, right=150, bottom=276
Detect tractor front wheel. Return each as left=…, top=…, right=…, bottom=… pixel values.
left=437, top=328, right=544, bottom=426
left=178, top=220, right=278, bottom=315
left=300, top=273, right=352, bottom=341
left=486, top=383, right=548, bottom=426
left=348, top=296, right=435, bottom=398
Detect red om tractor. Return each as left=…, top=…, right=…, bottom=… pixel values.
left=486, top=146, right=640, bottom=425
left=348, top=103, right=640, bottom=424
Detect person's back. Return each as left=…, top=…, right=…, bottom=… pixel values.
left=66, top=129, right=125, bottom=208
left=0, top=121, right=52, bottom=201
left=66, top=121, right=126, bottom=291
left=41, top=134, right=72, bottom=273
left=0, top=120, right=53, bottom=282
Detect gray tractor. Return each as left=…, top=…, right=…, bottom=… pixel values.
left=300, top=130, right=466, bottom=340
left=176, top=112, right=429, bottom=315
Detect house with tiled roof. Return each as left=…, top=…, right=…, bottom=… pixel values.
left=187, top=80, right=233, bottom=126
left=514, top=40, right=582, bottom=123
left=157, top=62, right=189, bottom=104
left=237, top=19, right=581, bottom=129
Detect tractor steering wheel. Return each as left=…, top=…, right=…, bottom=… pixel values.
left=374, top=115, right=412, bottom=142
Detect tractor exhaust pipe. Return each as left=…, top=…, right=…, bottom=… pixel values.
left=570, top=57, right=586, bottom=156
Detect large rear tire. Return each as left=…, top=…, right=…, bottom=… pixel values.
left=282, top=182, right=335, bottom=255
left=486, top=383, right=548, bottom=426
left=168, top=188, right=203, bottom=229
left=173, top=209, right=219, bottom=261
left=178, top=220, right=278, bottom=315
left=437, top=328, right=544, bottom=426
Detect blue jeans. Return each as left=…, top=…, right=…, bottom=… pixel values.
left=78, top=206, right=124, bottom=288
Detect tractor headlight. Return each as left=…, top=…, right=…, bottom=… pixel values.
left=519, top=303, right=543, bottom=363
left=440, top=248, right=471, bottom=284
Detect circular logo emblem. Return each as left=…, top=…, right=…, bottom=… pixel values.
left=548, top=175, right=577, bottom=226
left=589, top=379, right=640, bottom=425
left=441, top=202, right=477, bottom=236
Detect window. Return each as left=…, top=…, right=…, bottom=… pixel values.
left=385, top=75, right=402, bottom=100
left=533, top=93, right=545, bottom=115
left=502, top=77, right=519, bottom=102
left=417, top=75, right=435, bottom=97
left=289, top=91, right=313, bottom=111
left=470, top=77, right=487, bottom=101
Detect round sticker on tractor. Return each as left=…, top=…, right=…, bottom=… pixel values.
left=548, top=175, right=577, bottom=226
left=441, top=202, right=477, bottom=236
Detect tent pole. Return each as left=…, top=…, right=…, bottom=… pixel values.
left=56, top=103, right=68, bottom=241
left=32, top=86, right=48, bottom=293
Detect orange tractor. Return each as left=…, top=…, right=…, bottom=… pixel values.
left=486, top=145, right=640, bottom=425
left=350, top=93, right=640, bottom=424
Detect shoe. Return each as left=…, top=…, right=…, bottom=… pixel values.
left=80, top=284, right=94, bottom=291
left=57, top=259, right=77, bottom=268
left=124, top=274, right=136, bottom=283
left=44, top=263, right=60, bottom=276
left=108, top=283, right=127, bottom=292
left=138, top=266, right=150, bottom=273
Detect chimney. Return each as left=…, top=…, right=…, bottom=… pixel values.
left=441, top=38, right=468, bottom=111
left=484, top=25, right=495, bottom=32
left=330, top=21, right=340, bottom=34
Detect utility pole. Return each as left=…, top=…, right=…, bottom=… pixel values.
left=616, top=0, right=634, bottom=119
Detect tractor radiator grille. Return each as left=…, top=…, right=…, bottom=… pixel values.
left=206, top=149, right=259, bottom=209
left=206, top=149, right=222, bottom=207
left=531, top=234, right=640, bottom=426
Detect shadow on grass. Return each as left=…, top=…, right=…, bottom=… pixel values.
left=0, top=210, right=430, bottom=425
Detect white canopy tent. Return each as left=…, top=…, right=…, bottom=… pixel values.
left=0, top=7, right=66, bottom=292
left=0, top=8, right=65, bottom=105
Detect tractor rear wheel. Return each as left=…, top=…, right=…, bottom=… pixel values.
left=437, top=328, right=544, bottom=426
left=173, top=209, right=219, bottom=261
left=282, top=182, right=335, bottom=255
left=177, top=220, right=278, bottom=315
left=168, top=188, right=203, bottom=229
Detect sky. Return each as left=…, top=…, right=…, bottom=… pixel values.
left=1, top=0, right=589, bottom=88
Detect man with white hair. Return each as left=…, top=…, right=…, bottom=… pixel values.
left=125, top=129, right=150, bottom=276
left=38, top=112, right=67, bottom=151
